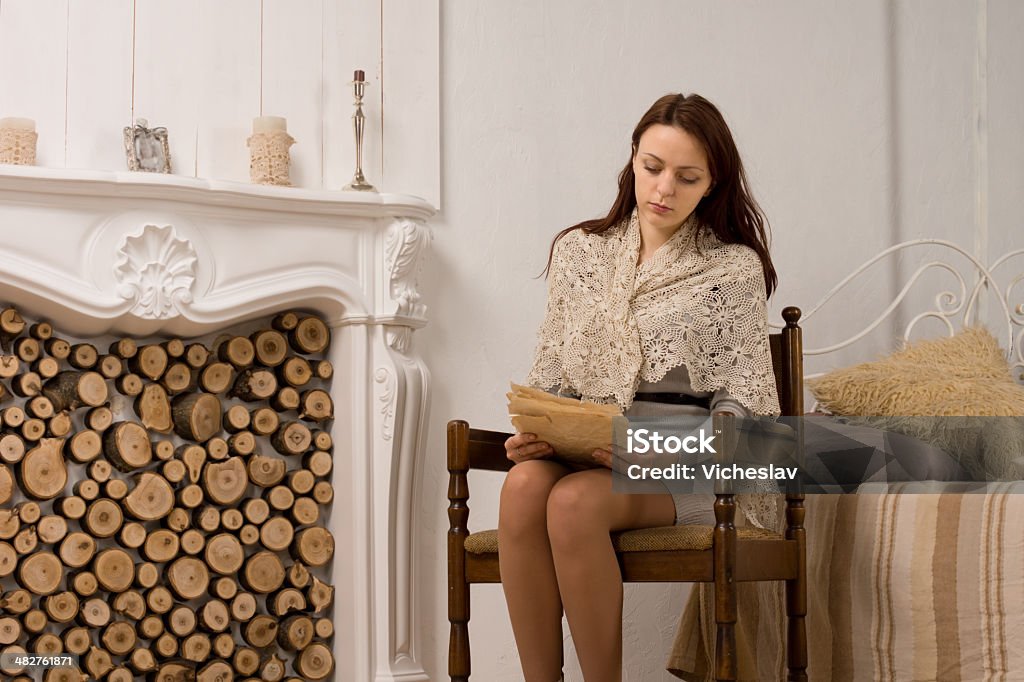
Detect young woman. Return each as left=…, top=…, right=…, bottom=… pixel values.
left=499, top=93, right=780, bottom=682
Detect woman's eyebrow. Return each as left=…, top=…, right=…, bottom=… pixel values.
left=640, top=152, right=704, bottom=172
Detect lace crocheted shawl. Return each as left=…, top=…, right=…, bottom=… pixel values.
left=527, top=208, right=780, bottom=417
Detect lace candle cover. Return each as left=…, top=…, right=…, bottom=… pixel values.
left=0, top=117, right=38, bottom=166
left=247, top=116, right=295, bottom=186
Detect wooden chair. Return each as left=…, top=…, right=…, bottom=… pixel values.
left=447, top=307, right=807, bottom=682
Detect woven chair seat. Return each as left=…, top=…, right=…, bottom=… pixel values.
left=464, top=524, right=781, bottom=554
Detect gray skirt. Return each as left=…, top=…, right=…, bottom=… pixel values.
left=624, top=398, right=717, bottom=526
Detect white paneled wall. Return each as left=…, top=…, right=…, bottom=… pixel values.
left=0, top=0, right=439, bottom=204
left=195, top=0, right=261, bottom=181
left=133, top=0, right=203, bottom=174
left=0, top=0, right=69, bottom=166
left=323, top=0, right=382, bottom=192
left=66, top=1, right=134, bottom=171
left=260, top=0, right=322, bottom=187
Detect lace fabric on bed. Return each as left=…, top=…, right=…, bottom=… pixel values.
left=526, top=208, right=780, bottom=417
left=0, top=128, right=38, bottom=166
left=247, top=131, right=295, bottom=186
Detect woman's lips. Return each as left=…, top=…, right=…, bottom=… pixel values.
left=649, top=202, right=671, bottom=214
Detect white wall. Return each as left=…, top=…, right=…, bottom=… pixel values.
left=988, top=0, right=1024, bottom=266
left=0, top=0, right=439, bottom=205
left=417, top=1, right=1023, bottom=681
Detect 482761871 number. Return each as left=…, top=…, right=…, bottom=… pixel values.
left=0, top=653, right=79, bottom=672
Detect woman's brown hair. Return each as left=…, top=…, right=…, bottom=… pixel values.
left=546, top=93, right=777, bottom=296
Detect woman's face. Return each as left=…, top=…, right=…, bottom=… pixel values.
left=632, top=124, right=712, bottom=237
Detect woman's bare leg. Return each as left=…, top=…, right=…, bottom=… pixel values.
left=498, top=459, right=572, bottom=681
left=546, top=469, right=676, bottom=682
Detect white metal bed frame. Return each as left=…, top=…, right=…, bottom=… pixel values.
left=774, top=240, right=1024, bottom=381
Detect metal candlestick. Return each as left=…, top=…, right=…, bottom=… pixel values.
left=344, top=70, right=376, bottom=192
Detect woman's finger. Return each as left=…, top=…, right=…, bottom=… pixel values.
left=591, top=448, right=613, bottom=469
left=593, top=445, right=642, bottom=474
left=504, top=432, right=537, bottom=451
left=507, top=440, right=553, bottom=463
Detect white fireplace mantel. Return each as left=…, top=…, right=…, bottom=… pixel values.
left=0, top=165, right=436, bottom=681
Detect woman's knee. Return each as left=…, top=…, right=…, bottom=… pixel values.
left=545, top=472, right=610, bottom=549
left=499, top=460, right=565, bottom=533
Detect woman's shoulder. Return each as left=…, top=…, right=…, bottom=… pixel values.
left=696, top=231, right=764, bottom=283
left=563, top=220, right=627, bottom=243
left=553, top=221, right=625, bottom=257
left=700, top=231, right=760, bottom=263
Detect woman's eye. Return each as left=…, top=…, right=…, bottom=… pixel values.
left=644, top=166, right=661, bottom=174
left=679, top=177, right=698, bottom=185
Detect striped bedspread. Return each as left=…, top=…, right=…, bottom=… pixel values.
left=669, top=486, right=1024, bottom=680
left=805, top=486, right=1024, bottom=680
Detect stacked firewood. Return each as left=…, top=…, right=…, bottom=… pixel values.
left=0, top=308, right=336, bottom=681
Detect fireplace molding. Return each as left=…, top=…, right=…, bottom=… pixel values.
left=0, top=165, right=435, bottom=681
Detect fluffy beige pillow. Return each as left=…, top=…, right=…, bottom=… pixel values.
left=808, top=327, right=1024, bottom=417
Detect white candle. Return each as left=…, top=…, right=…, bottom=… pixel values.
left=253, top=116, right=287, bottom=133
left=0, top=117, right=35, bottom=131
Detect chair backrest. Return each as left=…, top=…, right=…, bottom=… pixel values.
left=465, top=426, right=514, bottom=472
left=771, top=306, right=804, bottom=417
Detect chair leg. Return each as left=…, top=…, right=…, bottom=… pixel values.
left=447, top=517, right=471, bottom=680
left=785, top=495, right=808, bottom=681
left=448, top=421, right=472, bottom=681
left=448, top=576, right=470, bottom=681
left=713, top=494, right=737, bottom=682
left=786, top=574, right=808, bottom=682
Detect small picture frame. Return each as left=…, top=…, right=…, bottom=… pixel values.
left=124, top=118, right=172, bottom=173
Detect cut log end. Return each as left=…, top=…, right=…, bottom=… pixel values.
left=172, top=393, right=222, bottom=442
left=290, top=317, right=330, bottom=354
left=20, top=438, right=68, bottom=500
left=124, top=472, right=175, bottom=521
left=295, top=641, right=335, bottom=680
left=103, top=422, right=153, bottom=471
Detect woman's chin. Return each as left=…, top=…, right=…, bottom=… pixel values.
left=642, top=209, right=687, bottom=234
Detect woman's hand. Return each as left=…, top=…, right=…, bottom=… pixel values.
left=590, top=443, right=671, bottom=472
left=591, top=446, right=616, bottom=469
left=591, top=414, right=729, bottom=471
left=505, top=433, right=554, bottom=464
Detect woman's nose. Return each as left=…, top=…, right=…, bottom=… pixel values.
left=657, top=172, right=675, bottom=198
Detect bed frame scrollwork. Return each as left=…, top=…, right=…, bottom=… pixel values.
left=773, top=240, right=1024, bottom=381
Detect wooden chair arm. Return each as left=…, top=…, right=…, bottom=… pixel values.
left=466, top=427, right=515, bottom=472
left=447, top=421, right=515, bottom=473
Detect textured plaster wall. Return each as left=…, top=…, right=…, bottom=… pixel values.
left=417, top=1, right=1023, bottom=681
left=988, top=0, right=1024, bottom=266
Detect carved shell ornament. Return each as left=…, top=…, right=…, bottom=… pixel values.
left=115, top=225, right=198, bottom=319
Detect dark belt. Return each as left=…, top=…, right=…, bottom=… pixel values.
left=632, top=392, right=711, bottom=408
